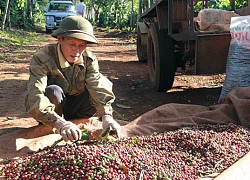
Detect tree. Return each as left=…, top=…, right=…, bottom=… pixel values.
left=1, top=0, right=10, bottom=31
left=84, top=0, right=138, bottom=30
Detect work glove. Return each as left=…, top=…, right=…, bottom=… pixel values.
left=101, top=115, right=121, bottom=138
left=53, top=119, right=82, bottom=142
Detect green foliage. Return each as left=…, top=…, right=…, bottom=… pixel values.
left=0, top=0, right=248, bottom=31
left=194, top=0, right=248, bottom=11
left=0, top=29, right=44, bottom=47
left=0, top=0, right=48, bottom=30
left=235, top=0, right=248, bottom=9
left=10, top=0, right=26, bottom=28
left=33, top=2, right=47, bottom=24
left=85, top=0, right=138, bottom=30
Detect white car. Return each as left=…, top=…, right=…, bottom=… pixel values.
left=44, top=0, right=77, bottom=33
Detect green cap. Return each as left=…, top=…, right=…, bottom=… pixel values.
left=51, top=16, right=98, bottom=44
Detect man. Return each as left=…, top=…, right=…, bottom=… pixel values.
left=76, top=0, right=86, bottom=18
left=25, top=16, right=121, bottom=142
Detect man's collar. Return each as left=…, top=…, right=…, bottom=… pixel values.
left=57, top=44, right=84, bottom=68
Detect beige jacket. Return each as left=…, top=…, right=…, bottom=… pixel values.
left=25, top=43, right=115, bottom=127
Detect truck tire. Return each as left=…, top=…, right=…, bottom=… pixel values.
left=46, top=28, right=52, bottom=34
left=137, top=27, right=147, bottom=62
left=147, top=23, right=175, bottom=92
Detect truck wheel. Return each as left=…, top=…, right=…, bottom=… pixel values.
left=137, top=27, right=147, bottom=62
left=46, top=28, right=52, bottom=34
left=147, top=23, right=175, bottom=92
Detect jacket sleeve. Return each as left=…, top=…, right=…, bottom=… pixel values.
left=25, top=50, right=62, bottom=127
left=84, top=50, right=115, bottom=118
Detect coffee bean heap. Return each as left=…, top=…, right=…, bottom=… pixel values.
left=2, top=123, right=250, bottom=180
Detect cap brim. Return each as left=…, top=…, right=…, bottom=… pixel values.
left=52, top=31, right=98, bottom=44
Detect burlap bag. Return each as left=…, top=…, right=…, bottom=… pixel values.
left=0, top=87, right=249, bottom=160
left=195, top=9, right=239, bottom=31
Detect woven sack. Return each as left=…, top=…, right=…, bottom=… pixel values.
left=219, top=16, right=250, bottom=102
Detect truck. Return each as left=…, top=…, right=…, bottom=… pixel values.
left=44, top=0, right=76, bottom=33
left=136, top=0, right=249, bottom=92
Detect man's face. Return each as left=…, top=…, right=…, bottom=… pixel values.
left=57, top=36, right=87, bottom=63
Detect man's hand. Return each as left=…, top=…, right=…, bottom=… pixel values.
left=101, top=115, right=121, bottom=138
left=53, top=119, right=82, bottom=142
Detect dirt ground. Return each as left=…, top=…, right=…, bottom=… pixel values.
left=0, top=29, right=225, bottom=136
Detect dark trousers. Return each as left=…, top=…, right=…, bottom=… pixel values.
left=45, top=85, right=96, bottom=120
